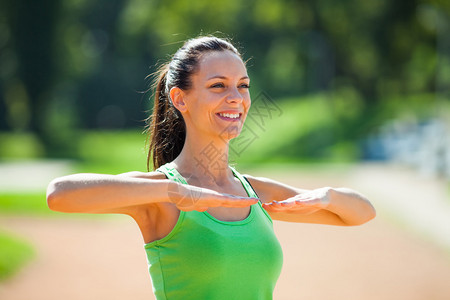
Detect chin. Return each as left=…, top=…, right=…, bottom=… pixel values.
left=219, top=126, right=242, bottom=141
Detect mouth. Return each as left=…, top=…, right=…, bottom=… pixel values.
left=216, top=112, right=242, bottom=122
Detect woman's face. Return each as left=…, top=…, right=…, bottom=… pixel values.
left=180, top=50, right=251, bottom=141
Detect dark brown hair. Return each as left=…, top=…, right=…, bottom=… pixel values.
left=146, top=36, right=241, bottom=171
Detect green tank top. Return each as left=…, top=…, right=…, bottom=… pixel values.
left=144, top=162, right=283, bottom=300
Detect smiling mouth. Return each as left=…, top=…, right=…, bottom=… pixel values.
left=216, top=112, right=242, bottom=121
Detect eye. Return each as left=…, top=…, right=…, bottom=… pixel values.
left=239, top=83, right=250, bottom=89
left=210, top=82, right=225, bottom=88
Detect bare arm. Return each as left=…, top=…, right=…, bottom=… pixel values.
left=47, top=171, right=257, bottom=214
left=46, top=172, right=172, bottom=213
left=245, top=175, right=375, bottom=226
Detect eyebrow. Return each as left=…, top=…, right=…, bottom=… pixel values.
left=207, top=75, right=249, bottom=81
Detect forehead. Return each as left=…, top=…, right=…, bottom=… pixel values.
left=196, top=50, right=247, bottom=79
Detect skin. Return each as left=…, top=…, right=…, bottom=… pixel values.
left=47, top=50, right=376, bottom=245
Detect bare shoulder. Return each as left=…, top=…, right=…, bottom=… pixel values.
left=115, top=170, right=179, bottom=243
left=117, top=170, right=167, bottom=180
left=243, top=173, right=309, bottom=203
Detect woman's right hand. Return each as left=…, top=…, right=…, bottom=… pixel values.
left=168, top=182, right=258, bottom=212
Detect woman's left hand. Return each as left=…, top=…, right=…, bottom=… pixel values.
left=262, top=187, right=331, bottom=215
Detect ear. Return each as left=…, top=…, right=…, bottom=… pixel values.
left=169, top=87, right=188, bottom=113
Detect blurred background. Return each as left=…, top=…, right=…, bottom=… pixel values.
left=1, top=0, right=450, bottom=299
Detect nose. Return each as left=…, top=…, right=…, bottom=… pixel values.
left=226, top=87, right=244, bottom=104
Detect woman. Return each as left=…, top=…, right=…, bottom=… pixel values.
left=47, top=36, right=376, bottom=300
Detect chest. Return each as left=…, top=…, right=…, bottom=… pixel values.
left=150, top=205, right=282, bottom=279
left=189, top=178, right=255, bottom=221
left=145, top=204, right=284, bottom=299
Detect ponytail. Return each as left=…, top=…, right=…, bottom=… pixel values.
left=145, top=35, right=241, bottom=171
left=146, top=63, right=186, bottom=171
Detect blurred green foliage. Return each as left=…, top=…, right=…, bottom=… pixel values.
left=0, top=132, right=45, bottom=159
left=0, top=0, right=448, bottom=159
left=0, top=193, right=50, bottom=215
left=0, top=92, right=441, bottom=167
left=75, top=130, right=148, bottom=173
left=0, top=231, right=34, bottom=280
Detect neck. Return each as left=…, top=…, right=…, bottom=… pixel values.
left=172, top=132, right=233, bottom=185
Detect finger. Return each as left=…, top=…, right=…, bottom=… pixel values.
left=263, top=204, right=289, bottom=213
left=270, top=200, right=295, bottom=208
left=263, top=199, right=320, bottom=211
left=197, top=194, right=258, bottom=208
left=262, top=202, right=285, bottom=212
left=261, top=204, right=277, bottom=212
left=262, top=203, right=319, bottom=214
left=277, top=200, right=295, bottom=207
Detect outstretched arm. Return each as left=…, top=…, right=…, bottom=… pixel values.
left=47, top=171, right=258, bottom=214
left=245, top=175, right=375, bottom=226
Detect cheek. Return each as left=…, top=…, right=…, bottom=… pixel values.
left=187, top=92, right=209, bottom=112
left=244, top=96, right=251, bottom=112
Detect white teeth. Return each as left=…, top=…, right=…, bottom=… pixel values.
left=219, top=113, right=239, bottom=119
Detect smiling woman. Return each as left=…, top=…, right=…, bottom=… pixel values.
left=171, top=50, right=251, bottom=146
left=146, top=37, right=251, bottom=170
left=46, top=35, right=375, bottom=300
